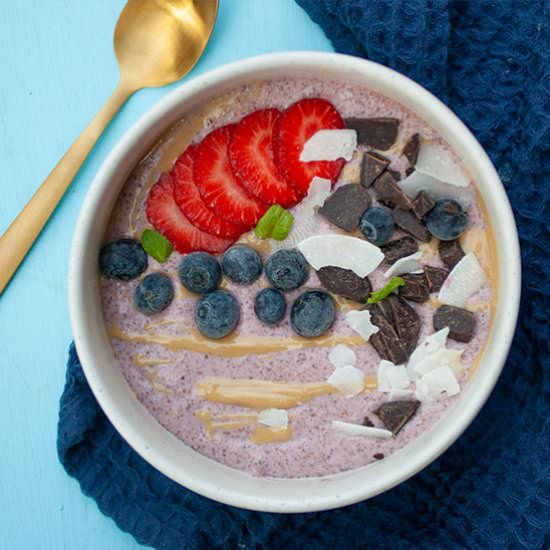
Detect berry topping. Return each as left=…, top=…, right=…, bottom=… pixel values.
left=290, top=290, right=336, bottom=338
left=273, top=98, right=345, bottom=197
left=254, top=288, right=287, bottom=326
left=173, top=144, right=247, bottom=239
left=265, top=249, right=309, bottom=291
left=229, top=109, right=298, bottom=208
left=178, top=251, right=221, bottom=294
left=99, top=238, right=147, bottom=281
left=194, top=125, right=266, bottom=227
left=425, top=198, right=469, bottom=241
left=360, top=207, right=395, bottom=246
left=146, top=173, right=234, bottom=254
left=133, top=273, right=174, bottom=315
left=195, top=290, right=240, bottom=339
left=221, top=245, right=263, bottom=284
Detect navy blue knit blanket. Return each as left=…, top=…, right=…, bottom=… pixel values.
left=58, top=1, right=550, bottom=548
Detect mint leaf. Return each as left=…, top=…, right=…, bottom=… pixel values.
left=255, top=204, right=294, bottom=240
left=141, top=229, right=173, bottom=263
left=367, top=276, right=405, bottom=304
left=271, top=210, right=294, bottom=240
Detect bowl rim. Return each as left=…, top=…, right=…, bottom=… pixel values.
left=69, top=51, right=521, bottom=513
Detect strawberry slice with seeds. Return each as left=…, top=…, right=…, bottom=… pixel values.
left=273, top=98, right=345, bottom=197
left=173, top=144, right=247, bottom=239
left=194, top=124, right=267, bottom=227
left=146, top=173, right=234, bottom=254
left=229, top=109, right=298, bottom=208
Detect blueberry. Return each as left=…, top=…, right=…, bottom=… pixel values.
left=290, top=290, right=336, bottom=338
left=359, top=207, right=395, bottom=246
left=179, top=252, right=221, bottom=294
left=133, top=273, right=174, bottom=315
left=254, top=288, right=287, bottom=325
left=195, top=290, right=240, bottom=339
left=99, top=238, right=147, bottom=280
left=222, top=245, right=263, bottom=284
left=265, top=249, right=309, bottom=291
left=425, top=198, right=469, bottom=241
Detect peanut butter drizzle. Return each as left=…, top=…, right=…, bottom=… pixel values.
left=250, top=425, right=293, bottom=444
left=144, top=371, right=173, bottom=395
left=236, top=231, right=272, bottom=256
left=132, top=354, right=172, bottom=367
left=108, top=322, right=366, bottom=358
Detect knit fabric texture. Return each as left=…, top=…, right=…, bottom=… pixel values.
left=58, top=1, right=550, bottom=548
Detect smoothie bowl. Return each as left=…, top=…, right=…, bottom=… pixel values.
left=69, top=52, right=520, bottom=512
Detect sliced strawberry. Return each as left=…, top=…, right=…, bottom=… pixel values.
left=273, top=98, right=345, bottom=198
left=228, top=109, right=298, bottom=208
left=194, top=124, right=267, bottom=227
left=172, top=144, right=247, bottom=239
left=146, top=173, right=234, bottom=254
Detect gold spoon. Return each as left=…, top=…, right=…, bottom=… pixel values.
left=0, top=0, right=218, bottom=294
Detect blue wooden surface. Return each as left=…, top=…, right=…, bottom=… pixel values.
left=0, top=1, right=332, bottom=548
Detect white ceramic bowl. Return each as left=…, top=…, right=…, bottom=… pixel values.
left=69, top=52, right=521, bottom=513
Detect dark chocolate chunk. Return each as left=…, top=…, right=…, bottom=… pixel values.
left=367, top=303, right=410, bottom=364
left=317, top=266, right=372, bottom=303
left=375, top=400, right=420, bottom=435
left=344, top=117, right=400, bottom=150
left=360, top=152, right=389, bottom=188
left=373, top=453, right=385, bottom=460
left=439, top=239, right=465, bottom=269
left=377, top=295, right=420, bottom=357
left=373, top=172, right=413, bottom=210
left=381, top=236, right=419, bottom=264
left=402, top=133, right=420, bottom=166
left=318, top=184, right=370, bottom=232
left=400, top=273, right=430, bottom=303
left=388, top=169, right=401, bottom=182
left=405, top=166, right=415, bottom=177
left=363, top=416, right=375, bottom=427
left=424, top=266, right=449, bottom=292
left=411, top=190, right=435, bottom=220
left=433, top=305, right=476, bottom=342
left=393, top=208, right=432, bottom=242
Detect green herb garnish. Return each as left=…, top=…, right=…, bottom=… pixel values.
left=141, top=229, right=173, bottom=263
left=367, top=276, right=405, bottom=304
left=255, top=204, right=294, bottom=240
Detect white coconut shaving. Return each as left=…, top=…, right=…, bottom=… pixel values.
left=332, top=420, right=393, bottom=439
left=300, top=129, right=357, bottom=162
left=327, top=365, right=365, bottom=397
left=384, top=251, right=423, bottom=278
left=377, top=360, right=411, bottom=392
left=297, top=234, right=384, bottom=277
left=388, top=389, right=415, bottom=401
left=398, top=170, right=472, bottom=204
left=328, top=344, right=357, bottom=368
left=438, top=252, right=485, bottom=307
left=345, top=310, right=380, bottom=341
left=415, top=142, right=470, bottom=187
left=258, top=409, right=289, bottom=429
left=414, top=365, right=460, bottom=403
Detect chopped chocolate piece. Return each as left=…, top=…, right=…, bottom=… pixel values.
left=405, top=166, right=415, bottom=177
left=373, top=172, right=413, bottom=210
left=367, top=303, right=410, bottom=364
left=388, top=169, right=401, bottom=182
left=318, top=184, right=370, bottom=232
left=411, top=190, right=435, bottom=220
left=363, top=416, right=375, bottom=427
left=439, top=239, right=465, bottom=269
left=425, top=266, right=449, bottom=292
left=402, top=133, right=420, bottom=166
left=400, top=273, right=430, bottom=303
left=433, top=305, right=476, bottom=342
left=344, top=117, right=400, bottom=150
left=377, top=295, right=420, bottom=357
left=393, top=208, right=432, bottom=242
left=317, top=266, right=372, bottom=303
left=360, top=151, right=389, bottom=188
left=381, top=236, right=419, bottom=264
left=373, top=453, right=385, bottom=460
left=375, top=400, right=420, bottom=435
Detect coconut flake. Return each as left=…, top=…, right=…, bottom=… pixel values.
left=409, top=327, right=450, bottom=366
left=345, top=310, right=380, bottom=341
left=328, top=344, right=357, bottom=368
left=300, top=129, right=357, bottom=162
left=377, top=360, right=410, bottom=392
left=415, top=142, right=470, bottom=187
left=258, top=408, right=289, bottom=429
left=415, top=365, right=460, bottom=403
left=438, top=253, right=485, bottom=307
left=398, top=170, right=472, bottom=205
left=388, top=389, right=415, bottom=401
left=297, top=234, right=384, bottom=277
left=327, top=365, right=365, bottom=397
left=332, top=420, right=393, bottom=439
left=384, top=251, right=423, bottom=278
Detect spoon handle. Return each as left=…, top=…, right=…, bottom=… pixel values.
left=0, top=81, right=134, bottom=294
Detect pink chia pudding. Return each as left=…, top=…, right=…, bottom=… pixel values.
left=100, top=78, right=497, bottom=478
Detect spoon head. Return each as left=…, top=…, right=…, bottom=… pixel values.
left=114, top=0, right=218, bottom=89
